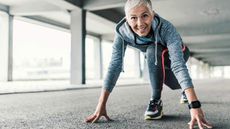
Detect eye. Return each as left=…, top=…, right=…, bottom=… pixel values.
left=142, top=14, right=149, bottom=18
left=130, top=16, right=137, bottom=21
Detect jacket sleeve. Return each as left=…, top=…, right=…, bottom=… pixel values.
left=162, top=22, right=194, bottom=91
left=103, top=34, right=127, bottom=92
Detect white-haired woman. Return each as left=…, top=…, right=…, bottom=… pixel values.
left=86, top=0, right=213, bottom=128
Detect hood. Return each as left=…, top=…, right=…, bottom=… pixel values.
left=115, top=14, right=163, bottom=68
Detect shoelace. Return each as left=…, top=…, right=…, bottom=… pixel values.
left=148, top=101, right=158, bottom=111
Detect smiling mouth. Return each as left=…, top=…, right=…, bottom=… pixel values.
left=138, top=27, right=146, bottom=33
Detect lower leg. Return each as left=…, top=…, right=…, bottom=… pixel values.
left=146, top=45, right=164, bottom=101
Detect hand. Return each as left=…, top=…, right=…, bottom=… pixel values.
left=85, top=102, right=112, bottom=123
left=188, top=108, right=212, bottom=129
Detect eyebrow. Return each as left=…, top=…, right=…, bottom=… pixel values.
left=129, top=11, right=150, bottom=17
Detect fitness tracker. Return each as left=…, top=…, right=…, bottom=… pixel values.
left=188, top=100, right=201, bottom=109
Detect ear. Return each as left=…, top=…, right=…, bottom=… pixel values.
left=152, top=10, right=155, bottom=16
left=125, top=16, right=132, bottom=26
left=151, top=11, right=155, bottom=19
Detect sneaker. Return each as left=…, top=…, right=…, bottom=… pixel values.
left=180, top=91, right=188, bottom=104
left=144, top=99, right=163, bottom=120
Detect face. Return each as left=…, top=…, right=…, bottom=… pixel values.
left=126, top=5, right=154, bottom=37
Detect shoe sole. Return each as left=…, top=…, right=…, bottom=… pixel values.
left=180, top=100, right=188, bottom=104
left=144, top=112, right=163, bottom=120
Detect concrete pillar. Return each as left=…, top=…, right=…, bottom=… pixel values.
left=221, top=67, right=225, bottom=78
left=93, top=36, right=103, bottom=79
left=197, top=60, right=201, bottom=79
left=0, top=12, right=10, bottom=81
left=189, top=57, right=198, bottom=79
left=70, top=9, right=86, bottom=84
left=210, top=66, right=214, bottom=78
left=199, top=61, right=204, bottom=79
left=8, top=15, right=13, bottom=81
left=142, top=58, right=149, bottom=81
left=134, top=50, right=141, bottom=78
left=204, top=63, right=211, bottom=78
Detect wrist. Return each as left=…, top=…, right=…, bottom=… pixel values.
left=188, top=100, right=201, bottom=109
left=98, top=99, right=106, bottom=105
left=184, top=88, right=198, bottom=102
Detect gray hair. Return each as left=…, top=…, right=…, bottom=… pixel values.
left=124, top=0, right=153, bottom=16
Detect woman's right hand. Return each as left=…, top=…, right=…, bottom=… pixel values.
left=85, top=89, right=112, bottom=123
left=85, top=102, right=112, bottom=123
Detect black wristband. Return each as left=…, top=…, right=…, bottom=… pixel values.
left=188, top=100, right=201, bottom=109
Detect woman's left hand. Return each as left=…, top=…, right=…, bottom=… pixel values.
left=188, top=108, right=213, bottom=129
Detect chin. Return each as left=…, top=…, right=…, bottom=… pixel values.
left=138, top=33, right=148, bottom=37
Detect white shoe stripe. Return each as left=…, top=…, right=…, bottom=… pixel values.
left=145, top=110, right=159, bottom=115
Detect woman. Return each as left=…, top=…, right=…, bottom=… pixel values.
left=86, top=0, right=213, bottom=128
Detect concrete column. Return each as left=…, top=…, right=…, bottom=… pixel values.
left=142, top=58, right=149, bottom=81
left=210, top=66, right=214, bottom=78
left=221, top=67, right=225, bottom=78
left=196, top=60, right=200, bottom=79
left=8, top=15, right=13, bottom=81
left=134, top=50, right=141, bottom=78
left=203, top=63, right=211, bottom=78
left=70, top=9, right=86, bottom=84
left=189, top=57, right=198, bottom=79
left=0, top=12, right=9, bottom=81
left=199, top=61, right=204, bottom=79
left=93, top=37, right=103, bottom=79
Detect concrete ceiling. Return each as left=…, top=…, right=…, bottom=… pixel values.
left=0, top=0, right=229, bottom=66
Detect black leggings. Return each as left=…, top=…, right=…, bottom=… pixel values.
left=145, top=44, right=190, bottom=100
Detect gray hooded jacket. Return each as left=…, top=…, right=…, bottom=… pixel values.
left=104, top=14, right=193, bottom=92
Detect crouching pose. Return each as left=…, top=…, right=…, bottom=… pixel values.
left=86, top=0, right=213, bottom=129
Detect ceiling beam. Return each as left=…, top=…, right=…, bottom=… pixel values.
left=86, top=11, right=116, bottom=35
left=193, top=51, right=230, bottom=57
left=183, top=33, right=230, bottom=44
left=188, top=42, right=230, bottom=51
left=24, top=16, right=70, bottom=30
left=194, top=55, right=230, bottom=66
left=101, top=34, right=114, bottom=42
left=197, top=56, right=230, bottom=66
left=92, top=9, right=124, bottom=23
left=0, top=3, right=9, bottom=12
left=191, top=48, right=230, bottom=53
left=45, top=0, right=77, bottom=10
left=83, top=0, right=125, bottom=11
left=10, top=2, right=63, bottom=16
left=64, top=0, right=83, bottom=8
left=177, top=21, right=230, bottom=36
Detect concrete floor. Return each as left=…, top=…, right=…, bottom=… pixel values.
left=0, top=79, right=229, bottom=129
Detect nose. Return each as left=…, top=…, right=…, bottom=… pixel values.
left=137, top=17, right=144, bottom=26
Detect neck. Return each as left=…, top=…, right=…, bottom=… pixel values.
left=145, top=28, right=153, bottom=38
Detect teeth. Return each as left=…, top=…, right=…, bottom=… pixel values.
left=139, top=27, right=146, bottom=31
left=139, top=28, right=146, bottom=32
left=139, top=29, right=145, bottom=31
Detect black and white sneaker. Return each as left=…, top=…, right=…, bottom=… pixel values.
left=180, top=91, right=188, bottom=104
left=144, top=99, right=163, bottom=120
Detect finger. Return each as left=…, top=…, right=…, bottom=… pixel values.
left=189, top=119, right=196, bottom=129
left=92, top=115, right=100, bottom=123
left=202, top=119, right=213, bottom=128
left=85, top=114, right=96, bottom=123
left=104, top=114, right=113, bottom=121
left=197, top=117, right=204, bottom=129
left=202, top=123, right=213, bottom=129
left=85, top=114, right=94, bottom=122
